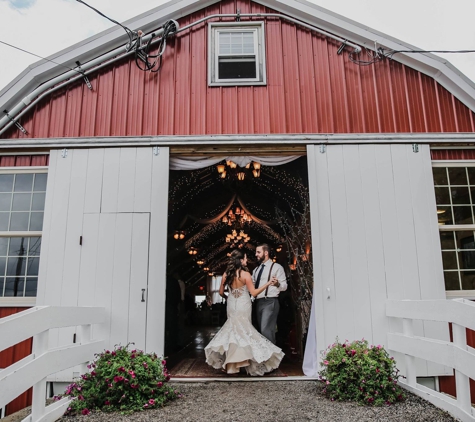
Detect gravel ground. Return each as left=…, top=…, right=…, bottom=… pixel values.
left=54, top=381, right=458, bottom=422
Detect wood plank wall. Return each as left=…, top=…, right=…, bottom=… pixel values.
left=307, top=143, right=451, bottom=376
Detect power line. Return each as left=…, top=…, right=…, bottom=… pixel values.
left=0, top=40, right=84, bottom=76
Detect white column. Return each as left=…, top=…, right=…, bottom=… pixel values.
left=31, top=330, right=49, bottom=421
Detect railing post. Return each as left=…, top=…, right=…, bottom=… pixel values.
left=452, top=323, right=471, bottom=414
left=31, top=330, right=49, bottom=422
left=402, top=318, right=416, bottom=387
left=78, top=324, right=92, bottom=374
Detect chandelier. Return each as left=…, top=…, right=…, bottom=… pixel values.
left=216, top=160, right=261, bottom=180
left=226, top=229, right=251, bottom=245
left=222, top=206, right=251, bottom=225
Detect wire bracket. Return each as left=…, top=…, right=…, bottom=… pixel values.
left=75, top=61, right=93, bottom=90
left=337, top=40, right=348, bottom=55
left=236, top=9, right=241, bottom=22
left=3, top=110, right=28, bottom=135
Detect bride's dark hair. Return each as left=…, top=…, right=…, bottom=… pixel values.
left=224, top=250, right=247, bottom=287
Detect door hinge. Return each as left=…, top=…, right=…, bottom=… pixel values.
left=79, top=236, right=83, bottom=245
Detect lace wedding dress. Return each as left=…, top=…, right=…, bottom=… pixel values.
left=205, top=284, right=284, bottom=376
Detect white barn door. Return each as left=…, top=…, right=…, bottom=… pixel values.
left=307, top=143, right=450, bottom=377
left=81, top=213, right=150, bottom=351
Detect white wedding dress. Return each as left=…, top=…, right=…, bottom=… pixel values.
left=205, top=284, right=284, bottom=376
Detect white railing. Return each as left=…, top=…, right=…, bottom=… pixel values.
left=0, top=306, right=105, bottom=422
left=387, top=298, right=475, bottom=422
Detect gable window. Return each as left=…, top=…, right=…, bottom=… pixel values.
left=208, top=22, right=266, bottom=86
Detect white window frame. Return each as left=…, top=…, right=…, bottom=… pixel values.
left=208, top=22, right=266, bottom=86
left=0, top=166, right=47, bottom=306
left=433, top=160, right=475, bottom=299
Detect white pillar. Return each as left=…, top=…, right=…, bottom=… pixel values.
left=31, top=330, right=48, bottom=422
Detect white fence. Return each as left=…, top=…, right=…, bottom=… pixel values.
left=0, top=306, right=105, bottom=422
left=387, top=298, right=475, bottom=422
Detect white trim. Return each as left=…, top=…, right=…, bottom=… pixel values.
left=0, top=167, right=48, bottom=173
left=432, top=161, right=475, bottom=167
left=446, top=290, right=475, bottom=299
left=0, top=297, right=35, bottom=307
left=1, top=133, right=475, bottom=149
left=438, top=224, right=475, bottom=231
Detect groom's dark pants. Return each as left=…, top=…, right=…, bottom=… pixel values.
left=255, top=297, right=279, bottom=345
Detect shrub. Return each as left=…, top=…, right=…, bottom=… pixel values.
left=318, top=339, right=405, bottom=406
left=57, top=344, right=181, bottom=415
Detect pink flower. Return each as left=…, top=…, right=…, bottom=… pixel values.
left=111, top=351, right=116, bottom=356
left=143, top=403, right=149, bottom=408
left=350, top=349, right=357, bottom=357
left=131, top=354, right=136, bottom=359
left=131, top=384, right=139, bottom=389
left=377, top=345, right=382, bottom=350
left=118, top=367, right=125, bottom=372
left=148, top=399, right=155, bottom=405
left=105, top=400, right=110, bottom=405
left=143, top=362, right=148, bottom=368
left=157, top=381, right=163, bottom=387
left=81, top=408, right=90, bottom=415
left=113, top=376, right=124, bottom=382
left=326, top=380, right=330, bottom=385
left=105, top=350, right=110, bottom=354
left=162, top=360, right=167, bottom=366
left=91, top=371, right=96, bottom=377
left=165, top=375, right=170, bottom=381
left=342, top=358, right=346, bottom=363
left=323, top=360, right=329, bottom=365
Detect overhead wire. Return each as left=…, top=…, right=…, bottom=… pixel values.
left=0, top=40, right=85, bottom=76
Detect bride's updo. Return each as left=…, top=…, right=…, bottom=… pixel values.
left=224, top=250, right=246, bottom=287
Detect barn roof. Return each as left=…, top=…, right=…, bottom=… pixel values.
left=1, top=0, right=475, bottom=120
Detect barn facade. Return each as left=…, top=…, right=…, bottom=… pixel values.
left=1, top=0, right=475, bottom=419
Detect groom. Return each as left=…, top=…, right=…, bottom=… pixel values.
left=252, top=244, right=287, bottom=345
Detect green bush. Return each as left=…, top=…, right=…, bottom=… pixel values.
left=57, top=344, right=180, bottom=415
left=318, top=339, right=405, bottom=406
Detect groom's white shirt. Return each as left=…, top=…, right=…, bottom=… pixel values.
left=252, top=259, right=287, bottom=299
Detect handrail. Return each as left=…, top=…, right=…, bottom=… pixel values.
left=0, top=306, right=105, bottom=422
left=386, top=299, right=475, bottom=422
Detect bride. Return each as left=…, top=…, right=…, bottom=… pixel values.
left=205, top=250, right=284, bottom=375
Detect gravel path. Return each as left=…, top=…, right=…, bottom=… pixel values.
left=58, top=381, right=458, bottom=422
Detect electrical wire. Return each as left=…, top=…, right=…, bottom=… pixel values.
left=0, top=40, right=85, bottom=76
left=75, top=0, right=137, bottom=50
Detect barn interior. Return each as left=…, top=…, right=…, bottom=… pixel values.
left=165, top=155, right=312, bottom=377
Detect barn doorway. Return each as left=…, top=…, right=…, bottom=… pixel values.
left=164, top=154, right=312, bottom=378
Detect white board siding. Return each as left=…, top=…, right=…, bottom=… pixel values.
left=37, top=147, right=169, bottom=381
left=307, top=143, right=450, bottom=376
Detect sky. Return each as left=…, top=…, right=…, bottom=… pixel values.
left=1, top=0, right=475, bottom=93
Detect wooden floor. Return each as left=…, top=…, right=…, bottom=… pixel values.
left=168, top=326, right=304, bottom=378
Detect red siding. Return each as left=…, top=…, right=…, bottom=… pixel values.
left=431, top=150, right=475, bottom=160
left=3, top=0, right=475, bottom=139
left=0, top=155, right=49, bottom=167
left=0, top=307, right=33, bottom=416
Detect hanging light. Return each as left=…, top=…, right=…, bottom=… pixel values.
left=276, top=245, right=282, bottom=252
left=208, top=272, right=214, bottom=276
left=220, top=170, right=227, bottom=179
left=237, top=172, right=245, bottom=181
left=203, top=267, right=210, bottom=271
left=173, top=232, right=179, bottom=240
left=253, top=162, right=261, bottom=170
left=222, top=216, right=228, bottom=224
left=196, top=260, right=204, bottom=266
left=174, top=230, right=185, bottom=240
left=217, top=164, right=225, bottom=173
left=229, top=161, right=237, bottom=169
left=188, top=247, right=198, bottom=255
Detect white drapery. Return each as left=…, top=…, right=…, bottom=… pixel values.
left=169, top=155, right=301, bottom=170
left=302, top=295, right=318, bottom=377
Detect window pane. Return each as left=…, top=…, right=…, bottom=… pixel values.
left=458, top=250, right=475, bottom=270
left=0, top=175, right=14, bottom=192
left=25, top=277, right=37, bottom=297
left=218, top=59, right=256, bottom=79
left=27, top=257, right=39, bottom=276
left=456, top=231, right=475, bottom=248
left=28, top=237, right=41, bottom=255
left=442, top=251, right=457, bottom=270
left=0, top=239, right=8, bottom=256
left=12, top=193, right=31, bottom=211
left=451, top=186, right=470, bottom=204
left=0, top=257, right=6, bottom=276
left=439, top=231, right=455, bottom=249
left=31, top=193, right=45, bottom=211
left=33, top=173, right=47, bottom=191
left=443, top=271, right=460, bottom=290
left=468, top=167, right=475, bottom=185
left=434, top=187, right=450, bottom=205
left=14, top=174, right=33, bottom=192
left=29, top=212, right=44, bottom=231
left=0, top=213, right=9, bottom=231
left=10, top=212, right=29, bottom=231
left=9, top=237, right=26, bottom=256
left=437, top=206, right=453, bottom=225
left=7, top=256, right=26, bottom=276
left=433, top=167, right=448, bottom=185
left=453, top=206, right=473, bottom=224
left=3, top=278, right=16, bottom=296
left=448, top=167, right=468, bottom=185
left=461, top=272, right=475, bottom=290
left=0, top=193, right=12, bottom=211
left=0, top=278, right=4, bottom=296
